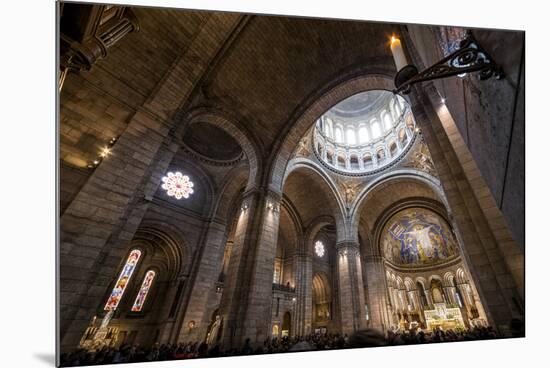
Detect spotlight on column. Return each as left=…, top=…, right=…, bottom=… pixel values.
left=241, top=202, right=249, bottom=211
left=266, top=201, right=279, bottom=213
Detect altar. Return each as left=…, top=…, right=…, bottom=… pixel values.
left=424, top=303, right=465, bottom=331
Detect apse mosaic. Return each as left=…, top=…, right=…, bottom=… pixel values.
left=381, top=208, right=459, bottom=266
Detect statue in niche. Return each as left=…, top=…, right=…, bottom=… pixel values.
left=206, top=315, right=223, bottom=345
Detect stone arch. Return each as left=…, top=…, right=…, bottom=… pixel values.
left=98, top=225, right=187, bottom=339
left=456, top=267, right=468, bottom=284
left=312, top=272, right=331, bottom=303
left=395, top=276, right=405, bottom=290
left=275, top=197, right=304, bottom=267
left=283, top=160, right=347, bottom=241
left=350, top=170, right=447, bottom=248
left=404, top=277, right=415, bottom=291
left=211, top=163, right=250, bottom=224
left=443, top=271, right=455, bottom=287
left=268, top=73, right=395, bottom=194
left=133, top=222, right=188, bottom=278
left=304, top=215, right=334, bottom=256
left=178, top=108, right=262, bottom=191
left=429, top=276, right=446, bottom=304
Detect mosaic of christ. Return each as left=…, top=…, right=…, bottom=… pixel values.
left=382, top=208, right=459, bottom=266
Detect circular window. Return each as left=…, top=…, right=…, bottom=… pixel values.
left=314, top=240, right=325, bottom=257
left=314, top=90, right=416, bottom=175
left=161, top=171, right=195, bottom=199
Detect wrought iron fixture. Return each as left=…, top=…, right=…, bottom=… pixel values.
left=393, top=31, right=504, bottom=94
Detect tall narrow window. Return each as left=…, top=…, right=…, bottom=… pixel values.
left=334, top=127, right=343, bottom=143
left=346, top=128, right=356, bottom=145
left=371, top=121, right=381, bottom=138
left=383, top=113, right=393, bottom=131
left=104, top=249, right=142, bottom=311
left=131, top=270, right=156, bottom=312
left=358, top=126, right=369, bottom=143
left=323, top=118, right=331, bottom=137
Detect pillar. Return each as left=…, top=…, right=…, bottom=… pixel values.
left=408, top=82, right=523, bottom=332
left=363, top=256, right=392, bottom=333
left=293, top=252, right=313, bottom=336
left=175, top=221, right=228, bottom=342
left=335, top=242, right=367, bottom=334
left=218, top=189, right=281, bottom=349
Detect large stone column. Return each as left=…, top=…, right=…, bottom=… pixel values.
left=175, top=221, right=228, bottom=342
left=408, top=82, right=524, bottom=332
left=362, top=255, right=392, bottom=333
left=293, top=252, right=313, bottom=336
left=218, top=190, right=281, bottom=349
left=335, top=241, right=367, bottom=334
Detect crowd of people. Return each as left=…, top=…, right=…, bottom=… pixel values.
left=60, top=325, right=509, bottom=366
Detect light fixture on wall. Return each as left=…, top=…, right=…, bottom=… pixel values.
left=241, top=202, right=249, bottom=211
left=390, top=31, right=504, bottom=95
left=87, top=136, right=118, bottom=169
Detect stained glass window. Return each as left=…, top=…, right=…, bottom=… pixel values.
left=131, top=270, right=156, bottom=312
left=315, top=241, right=325, bottom=257
left=104, top=249, right=142, bottom=311
left=161, top=171, right=194, bottom=200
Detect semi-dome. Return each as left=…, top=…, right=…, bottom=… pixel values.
left=381, top=207, right=460, bottom=267
left=314, top=90, right=416, bottom=175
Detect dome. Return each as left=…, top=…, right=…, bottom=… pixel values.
left=381, top=208, right=460, bottom=267
left=314, top=90, right=416, bottom=174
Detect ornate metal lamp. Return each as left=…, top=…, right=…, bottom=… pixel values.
left=392, top=31, right=504, bottom=94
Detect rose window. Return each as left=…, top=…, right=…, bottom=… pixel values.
left=161, top=171, right=194, bottom=200
left=315, top=241, right=325, bottom=257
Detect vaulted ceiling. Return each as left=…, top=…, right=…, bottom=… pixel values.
left=60, top=6, right=402, bottom=170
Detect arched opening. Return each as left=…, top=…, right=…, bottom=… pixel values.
left=337, top=153, right=346, bottom=167
left=312, top=273, right=331, bottom=328
left=272, top=324, right=279, bottom=337
left=281, top=312, right=292, bottom=337
left=389, top=141, right=398, bottom=157
left=349, top=154, right=359, bottom=170
left=417, top=281, right=429, bottom=308
left=430, top=278, right=445, bottom=304
left=79, top=226, right=185, bottom=349
left=363, top=152, right=373, bottom=167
